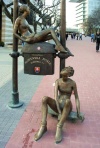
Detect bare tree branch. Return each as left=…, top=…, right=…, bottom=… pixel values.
left=83, top=5, right=100, bottom=35
left=1, top=0, right=13, bottom=23
left=1, top=0, right=61, bottom=32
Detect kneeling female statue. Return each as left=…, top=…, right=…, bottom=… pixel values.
left=34, top=66, right=84, bottom=143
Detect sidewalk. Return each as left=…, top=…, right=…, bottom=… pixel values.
left=0, top=47, right=43, bottom=147
left=1, top=36, right=100, bottom=148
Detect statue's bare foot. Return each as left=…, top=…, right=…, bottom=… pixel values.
left=65, top=47, right=74, bottom=56
left=55, top=45, right=68, bottom=53
left=55, top=124, right=63, bottom=144
left=34, top=125, right=47, bottom=141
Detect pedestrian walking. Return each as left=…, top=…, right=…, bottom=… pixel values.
left=79, top=33, right=82, bottom=40
left=76, top=33, right=79, bottom=40
left=95, top=31, right=100, bottom=52
left=91, top=33, right=95, bottom=42
left=65, top=33, right=68, bottom=40
left=73, top=33, right=76, bottom=39
left=71, top=33, right=73, bottom=39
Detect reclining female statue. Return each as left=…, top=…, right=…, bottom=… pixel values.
left=13, top=4, right=72, bottom=54
left=34, top=66, right=84, bottom=143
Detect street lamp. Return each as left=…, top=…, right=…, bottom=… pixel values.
left=8, top=0, right=23, bottom=108
left=60, top=0, right=66, bottom=71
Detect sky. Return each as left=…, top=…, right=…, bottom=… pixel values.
left=45, top=0, right=77, bottom=28
left=3, top=0, right=77, bottom=28
left=66, top=1, right=77, bottom=28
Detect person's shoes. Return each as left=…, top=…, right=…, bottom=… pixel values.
left=96, top=50, right=99, bottom=52
left=55, top=124, right=63, bottom=144
left=34, top=123, right=47, bottom=141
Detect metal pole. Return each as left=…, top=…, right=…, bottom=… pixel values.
left=8, top=0, right=23, bottom=108
left=0, top=4, right=2, bottom=42
left=60, top=0, right=66, bottom=72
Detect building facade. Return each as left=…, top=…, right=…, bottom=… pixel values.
left=0, top=0, right=45, bottom=44
left=2, top=9, right=13, bottom=44
left=69, top=0, right=100, bottom=33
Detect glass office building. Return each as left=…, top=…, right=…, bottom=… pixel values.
left=69, top=0, right=100, bottom=33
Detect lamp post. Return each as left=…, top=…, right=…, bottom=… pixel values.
left=0, top=4, right=2, bottom=42
left=8, top=0, right=23, bottom=108
left=60, top=0, right=66, bottom=71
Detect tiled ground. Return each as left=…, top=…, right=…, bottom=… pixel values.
left=6, top=37, right=100, bottom=148
left=0, top=48, right=43, bottom=148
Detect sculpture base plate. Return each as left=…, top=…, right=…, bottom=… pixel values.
left=48, top=106, right=84, bottom=122
left=8, top=101, right=23, bottom=108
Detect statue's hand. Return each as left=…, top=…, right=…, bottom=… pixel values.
left=25, top=38, right=31, bottom=42
left=58, top=113, right=62, bottom=121
left=22, top=35, right=28, bottom=39
left=77, top=113, right=84, bottom=122
left=21, top=35, right=27, bottom=42
left=25, top=37, right=32, bottom=42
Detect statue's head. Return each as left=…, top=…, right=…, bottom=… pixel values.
left=60, top=66, right=74, bottom=77
left=19, top=4, right=30, bottom=15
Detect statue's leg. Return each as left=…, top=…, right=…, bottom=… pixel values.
left=34, top=96, right=58, bottom=141
left=55, top=99, right=72, bottom=143
left=34, top=29, right=67, bottom=52
left=47, top=29, right=73, bottom=55
left=47, top=29, right=67, bottom=53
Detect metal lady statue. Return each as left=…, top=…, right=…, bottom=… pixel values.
left=13, top=4, right=72, bottom=54
left=34, top=66, right=83, bottom=143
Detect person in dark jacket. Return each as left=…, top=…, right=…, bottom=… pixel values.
left=95, top=31, right=100, bottom=52
left=65, top=33, right=68, bottom=40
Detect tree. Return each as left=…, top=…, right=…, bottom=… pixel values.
left=27, top=0, right=61, bottom=33
left=1, top=0, right=61, bottom=33
left=83, top=5, right=100, bottom=35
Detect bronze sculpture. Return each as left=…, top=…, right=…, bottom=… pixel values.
left=13, top=4, right=71, bottom=53
left=34, top=66, right=84, bottom=143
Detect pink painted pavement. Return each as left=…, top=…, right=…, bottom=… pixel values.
left=6, top=37, right=100, bottom=148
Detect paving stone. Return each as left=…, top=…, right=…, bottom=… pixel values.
left=1, top=37, right=100, bottom=147
left=0, top=48, right=43, bottom=145
left=0, top=141, right=7, bottom=148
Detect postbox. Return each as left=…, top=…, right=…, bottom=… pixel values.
left=22, top=42, right=56, bottom=75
